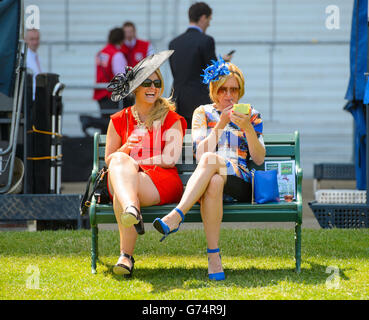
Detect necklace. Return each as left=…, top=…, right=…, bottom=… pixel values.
left=132, top=106, right=146, bottom=128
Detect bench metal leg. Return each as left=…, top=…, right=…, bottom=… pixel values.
left=91, top=225, right=98, bottom=274
left=294, top=222, right=301, bottom=273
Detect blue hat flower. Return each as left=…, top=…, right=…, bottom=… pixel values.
left=201, top=56, right=230, bottom=85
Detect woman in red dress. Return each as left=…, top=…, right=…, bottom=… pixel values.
left=105, top=51, right=187, bottom=277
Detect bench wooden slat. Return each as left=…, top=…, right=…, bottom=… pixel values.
left=179, top=174, right=191, bottom=185
left=98, top=160, right=106, bottom=169
left=99, top=135, right=106, bottom=144
left=264, top=145, right=296, bottom=157
left=176, top=163, right=197, bottom=172
left=263, top=133, right=296, bottom=144
left=95, top=211, right=298, bottom=224
left=95, top=201, right=298, bottom=224
left=99, top=158, right=291, bottom=173
left=95, top=201, right=297, bottom=212
left=98, top=145, right=296, bottom=165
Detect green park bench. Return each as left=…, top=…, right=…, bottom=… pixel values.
left=89, top=131, right=303, bottom=274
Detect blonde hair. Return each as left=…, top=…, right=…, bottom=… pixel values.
left=209, top=63, right=245, bottom=104
left=135, top=68, right=176, bottom=129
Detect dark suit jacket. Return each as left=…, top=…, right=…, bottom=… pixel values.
left=169, top=28, right=217, bottom=121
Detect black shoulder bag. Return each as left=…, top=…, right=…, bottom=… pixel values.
left=80, top=109, right=129, bottom=216
left=80, top=166, right=111, bottom=216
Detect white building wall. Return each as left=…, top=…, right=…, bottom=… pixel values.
left=24, top=0, right=354, bottom=178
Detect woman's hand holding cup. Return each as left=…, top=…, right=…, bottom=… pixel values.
left=118, top=134, right=142, bottom=154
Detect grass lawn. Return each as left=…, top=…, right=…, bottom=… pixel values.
left=0, top=228, right=368, bottom=300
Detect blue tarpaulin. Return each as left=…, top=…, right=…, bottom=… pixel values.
left=0, top=0, right=20, bottom=97
left=345, top=101, right=366, bottom=189
left=345, top=0, right=367, bottom=101
left=365, top=80, right=369, bottom=104
left=344, top=0, right=368, bottom=190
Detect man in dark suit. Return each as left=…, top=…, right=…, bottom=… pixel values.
left=169, top=2, right=231, bottom=128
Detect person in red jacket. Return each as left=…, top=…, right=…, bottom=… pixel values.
left=121, top=21, right=154, bottom=67
left=84, top=28, right=127, bottom=135
left=93, top=28, right=127, bottom=121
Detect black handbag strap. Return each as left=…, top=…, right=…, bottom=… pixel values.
left=80, top=174, right=92, bottom=215
left=80, top=166, right=108, bottom=216
left=80, top=109, right=128, bottom=216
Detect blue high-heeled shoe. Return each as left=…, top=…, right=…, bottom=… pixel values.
left=152, top=208, right=185, bottom=242
left=207, top=248, right=225, bottom=281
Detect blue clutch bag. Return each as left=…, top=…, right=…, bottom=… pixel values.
left=251, top=169, right=280, bottom=204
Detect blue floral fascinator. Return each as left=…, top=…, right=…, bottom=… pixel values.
left=201, top=56, right=230, bottom=85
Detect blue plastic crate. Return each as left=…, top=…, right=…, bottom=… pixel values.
left=313, top=163, right=355, bottom=180
left=309, top=201, right=369, bottom=229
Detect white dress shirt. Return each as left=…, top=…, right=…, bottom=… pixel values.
left=26, top=48, right=42, bottom=99
left=111, top=51, right=128, bottom=75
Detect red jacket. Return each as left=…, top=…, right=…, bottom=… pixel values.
left=93, top=44, right=119, bottom=101
left=121, top=39, right=150, bottom=67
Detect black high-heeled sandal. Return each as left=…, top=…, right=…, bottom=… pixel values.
left=120, top=205, right=145, bottom=235
left=113, top=253, right=135, bottom=277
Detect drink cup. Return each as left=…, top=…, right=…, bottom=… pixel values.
left=284, top=183, right=294, bottom=202
left=129, top=135, right=141, bottom=143
left=130, top=127, right=148, bottom=154
left=135, top=127, right=147, bottom=140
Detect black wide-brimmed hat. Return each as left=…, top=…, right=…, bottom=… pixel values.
left=107, top=50, right=174, bottom=102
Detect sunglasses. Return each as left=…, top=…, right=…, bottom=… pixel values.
left=141, top=79, right=162, bottom=88
left=217, top=86, right=240, bottom=95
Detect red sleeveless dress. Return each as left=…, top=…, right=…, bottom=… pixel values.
left=107, top=107, right=187, bottom=205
